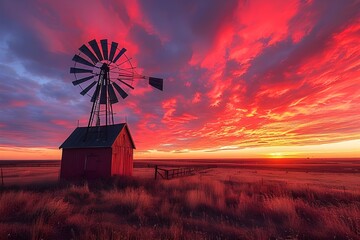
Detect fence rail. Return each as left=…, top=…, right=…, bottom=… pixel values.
left=154, top=165, right=211, bottom=180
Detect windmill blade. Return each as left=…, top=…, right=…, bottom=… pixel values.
left=72, top=75, right=95, bottom=86
left=72, top=55, right=95, bottom=67
left=70, top=67, right=93, bottom=74
left=113, top=48, right=127, bottom=63
left=79, top=44, right=99, bottom=64
left=113, top=82, right=128, bottom=99
left=100, top=39, right=108, bottom=60
left=88, top=39, right=103, bottom=61
left=118, top=79, right=134, bottom=89
left=149, top=77, right=163, bottom=91
left=80, top=81, right=97, bottom=95
left=108, top=84, right=118, bottom=104
left=100, top=85, right=107, bottom=104
left=109, top=42, right=118, bottom=62
left=91, top=84, right=101, bottom=102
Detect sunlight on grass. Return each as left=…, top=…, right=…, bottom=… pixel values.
left=0, top=175, right=359, bottom=239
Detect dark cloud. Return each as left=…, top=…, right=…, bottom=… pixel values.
left=129, top=24, right=192, bottom=72
left=0, top=62, right=87, bottom=147
left=0, top=1, right=76, bottom=82
left=0, top=0, right=359, bottom=157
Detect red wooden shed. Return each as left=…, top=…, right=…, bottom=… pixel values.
left=59, top=123, right=135, bottom=180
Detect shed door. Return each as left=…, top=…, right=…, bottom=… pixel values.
left=84, top=155, right=99, bottom=178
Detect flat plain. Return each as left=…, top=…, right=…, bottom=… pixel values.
left=0, top=159, right=359, bottom=239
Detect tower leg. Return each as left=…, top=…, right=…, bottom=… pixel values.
left=84, top=85, right=100, bottom=141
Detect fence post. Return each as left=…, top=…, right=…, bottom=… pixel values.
left=154, top=165, right=158, bottom=180
left=1, top=168, right=4, bottom=186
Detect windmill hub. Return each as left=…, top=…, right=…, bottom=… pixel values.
left=100, top=63, right=109, bottom=72
left=70, top=39, right=164, bottom=133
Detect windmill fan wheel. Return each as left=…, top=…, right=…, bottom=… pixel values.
left=70, top=39, right=162, bottom=104
left=70, top=39, right=163, bottom=127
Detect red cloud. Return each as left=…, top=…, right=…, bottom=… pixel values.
left=1, top=0, right=359, bottom=158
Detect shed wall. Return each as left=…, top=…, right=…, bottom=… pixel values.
left=60, top=148, right=112, bottom=180
left=111, top=129, right=133, bottom=176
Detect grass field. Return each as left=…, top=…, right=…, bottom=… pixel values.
left=0, top=159, right=359, bottom=239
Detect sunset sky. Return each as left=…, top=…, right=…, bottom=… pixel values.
left=0, top=0, right=360, bottom=160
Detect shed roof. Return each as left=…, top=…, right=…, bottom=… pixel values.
left=59, top=123, right=135, bottom=149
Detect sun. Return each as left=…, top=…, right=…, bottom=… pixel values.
left=269, top=152, right=284, bottom=158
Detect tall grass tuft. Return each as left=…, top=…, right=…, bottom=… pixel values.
left=1, top=175, right=359, bottom=239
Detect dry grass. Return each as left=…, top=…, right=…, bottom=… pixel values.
left=0, top=175, right=359, bottom=239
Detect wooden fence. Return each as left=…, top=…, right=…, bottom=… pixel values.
left=154, top=165, right=211, bottom=180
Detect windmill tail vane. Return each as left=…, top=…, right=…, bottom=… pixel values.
left=70, top=38, right=164, bottom=135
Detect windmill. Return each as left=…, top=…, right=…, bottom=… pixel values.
left=70, top=39, right=163, bottom=131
